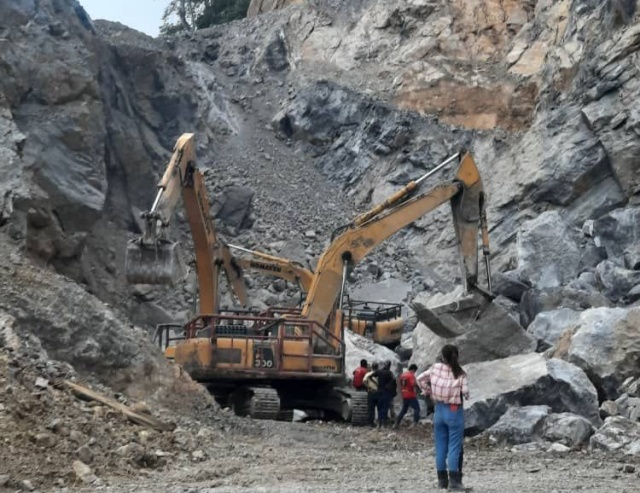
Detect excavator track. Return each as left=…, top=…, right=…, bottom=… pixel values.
left=248, top=387, right=281, bottom=421
left=276, top=409, right=294, bottom=422
left=349, top=392, right=370, bottom=426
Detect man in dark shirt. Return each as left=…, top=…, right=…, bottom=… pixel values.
left=373, top=361, right=396, bottom=428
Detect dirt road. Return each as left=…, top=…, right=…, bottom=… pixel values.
left=66, top=419, right=638, bottom=493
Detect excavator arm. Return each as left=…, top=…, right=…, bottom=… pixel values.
left=125, top=133, right=247, bottom=313
left=228, top=244, right=314, bottom=292
left=301, top=152, right=489, bottom=333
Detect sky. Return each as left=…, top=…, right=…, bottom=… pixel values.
left=80, top=0, right=167, bottom=36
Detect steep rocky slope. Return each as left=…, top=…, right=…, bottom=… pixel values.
left=180, top=0, right=640, bottom=308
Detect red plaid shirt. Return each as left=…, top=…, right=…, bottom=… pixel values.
left=416, top=362, right=469, bottom=405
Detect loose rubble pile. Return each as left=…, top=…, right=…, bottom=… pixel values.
left=0, top=329, right=260, bottom=491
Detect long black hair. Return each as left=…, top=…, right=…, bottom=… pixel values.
left=441, top=344, right=465, bottom=378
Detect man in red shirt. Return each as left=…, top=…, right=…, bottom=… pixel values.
left=352, top=359, right=368, bottom=391
left=393, top=364, right=420, bottom=428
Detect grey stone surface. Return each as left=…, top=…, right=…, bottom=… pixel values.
left=487, top=405, right=550, bottom=445
left=593, top=207, right=640, bottom=269
left=589, top=416, right=640, bottom=455
left=595, top=260, right=640, bottom=302
left=553, top=307, right=640, bottom=401
left=212, top=185, right=255, bottom=230
left=519, top=286, right=611, bottom=328
left=527, top=308, right=581, bottom=351
left=516, top=211, right=581, bottom=289
left=542, top=412, right=595, bottom=447
left=492, top=271, right=530, bottom=302
left=464, top=354, right=600, bottom=435
left=344, top=329, right=401, bottom=378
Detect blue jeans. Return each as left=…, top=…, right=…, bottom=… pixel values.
left=396, top=397, right=420, bottom=424
left=434, top=402, right=464, bottom=472
left=379, top=390, right=393, bottom=425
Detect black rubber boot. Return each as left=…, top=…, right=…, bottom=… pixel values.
left=448, top=471, right=465, bottom=491
left=437, top=470, right=449, bottom=489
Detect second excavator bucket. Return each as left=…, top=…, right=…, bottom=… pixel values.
left=411, top=287, right=495, bottom=338
left=125, top=239, right=186, bottom=285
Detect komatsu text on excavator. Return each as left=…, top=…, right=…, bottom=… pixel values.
left=226, top=244, right=406, bottom=348
left=125, top=133, right=493, bottom=424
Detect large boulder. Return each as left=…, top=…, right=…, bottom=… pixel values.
left=212, top=185, right=255, bottom=229
left=527, top=308, right=581, bottom=351
left=344, top=329, right=401, bottom=377
left=593, top=207, right=640, bottom=269
left=464, top=354, right=600, bottom=435
left=410, top=311, right=535, bottom=369
left=491, top=271, right=530, bottom=302
left=486, top=405, right=550, bottom=445
left=589, top=417, right=640, bottom=456
left=519, top=286, right=611, bottom=328
left=552, top=307, right=640, bottom=401
left=595, top=260, right=640, bottom=302
left=542, top=413, right=595, bottom=447
left=410, top=288, right=535, bottom=368
left=516, top=211, right=581, bottom=289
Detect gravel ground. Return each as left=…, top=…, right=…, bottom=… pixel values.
left=60, top=419, right=639, bottom=493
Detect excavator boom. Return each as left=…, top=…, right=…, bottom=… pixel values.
left=301, top=152, right=489, bottom=341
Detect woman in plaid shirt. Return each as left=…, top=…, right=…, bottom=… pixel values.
left=416, top=345, right=469, bottom=491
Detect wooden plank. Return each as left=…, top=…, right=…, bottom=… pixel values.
left=63, top=380, right=175, bottom=432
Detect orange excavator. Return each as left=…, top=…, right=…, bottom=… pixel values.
left=124, top=133, right=248, bottom=312
left=127, top=133, right=493, bottom=424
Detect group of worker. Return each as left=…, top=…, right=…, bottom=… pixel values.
left=352, top=359, right=422, bottom=429
left=352, top=345, right=469, bottom=491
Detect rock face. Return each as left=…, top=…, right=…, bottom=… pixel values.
left=552, top=307, right=640, bottom=401
left=247, top=0, right=302, bottom=17
left=464, top=354, right=600, bottom=435
left=516, top=211, right=581, bottom=289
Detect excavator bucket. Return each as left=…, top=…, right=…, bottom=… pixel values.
left=125, top=239, right=186, bottom=285
left=411, top=152, right=496, bottom=338
left=411, top=287, right=495, bottom=339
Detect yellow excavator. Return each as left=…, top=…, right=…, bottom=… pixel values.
left=227, top=244, right=406, bottom=347
left=126, top=133, right=492, bottom=424
left=124, top=133, right=248, bottom=314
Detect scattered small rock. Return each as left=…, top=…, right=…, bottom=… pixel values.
left=76, top=444, right=93, bottom=464
left=20, top=479, right=35, bottom=491
left=130, top=401, right=151, bottom=415
left=34, top=432, right=56, bottom=448
left=547, top=443, right=571, bottom=453
left=73, top=460, right=98, bottom=485
left=34, top=377, right=49, bottom=389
